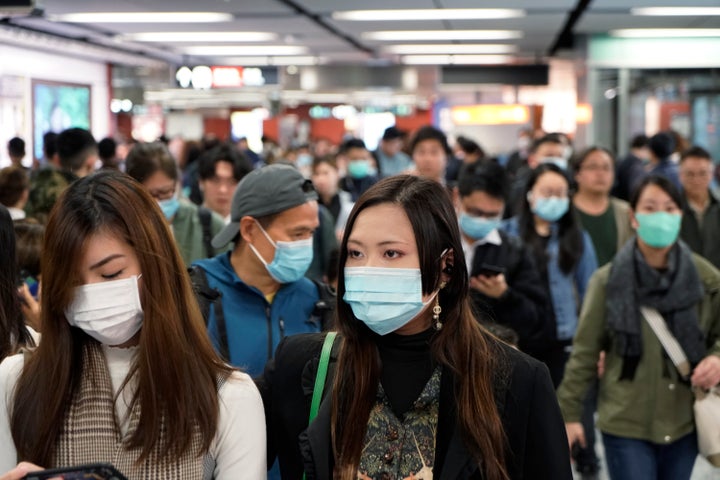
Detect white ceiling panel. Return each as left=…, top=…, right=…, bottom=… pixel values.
left=446, top=15, right=567, bottom=32
left=577, top=14, right=708, bottom=33
left=590, top=0, right=720, bottom=8
left=43, top=0, right=293, bottom=15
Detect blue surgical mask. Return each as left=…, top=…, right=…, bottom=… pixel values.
left=296, top=153, right=312, bottom=168
left=459, top=213, right=502, bottom=240
left=635, top=212, right=681, bottom=248
left=531, top=196, right=569, bottom=222
left=158, top=197, right=180, bottom=220
left=347, top=160, right=372, bottom=179
left=343, top=267, right=435, bottom=336
left=541, top=156, right=568, bottom=170
left=249, top=221, right=314, bottom=283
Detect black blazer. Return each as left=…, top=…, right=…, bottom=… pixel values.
left=256, top=333, right=572, bottom=480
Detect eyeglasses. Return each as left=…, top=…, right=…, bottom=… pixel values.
left=680, top=170, right=711, bottom=179
left=205, top=176, right=238, bottom=188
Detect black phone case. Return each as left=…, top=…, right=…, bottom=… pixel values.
left=23, top=463, right=127, bottom=480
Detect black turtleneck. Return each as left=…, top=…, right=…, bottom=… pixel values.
left=376, top=328, right=436, bottom=419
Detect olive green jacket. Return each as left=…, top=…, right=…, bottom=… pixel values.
left=171, top=201, right=229, bottom=266
left=557, top=252, right=720, bottom=444
left=610, top=197, right=633, bottom=253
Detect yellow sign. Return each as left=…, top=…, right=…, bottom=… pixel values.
left=451, top=104, right=529, bottom=125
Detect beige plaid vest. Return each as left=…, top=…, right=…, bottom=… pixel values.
left=51, top=342, right=215, bottom=480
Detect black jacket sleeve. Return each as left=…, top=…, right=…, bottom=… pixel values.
left=471, top=237, right=555, bottom=354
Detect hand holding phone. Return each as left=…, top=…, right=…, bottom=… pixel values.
left=22, top=463, right=127, bottom=480
left=477, top=263, right=506, bottom=277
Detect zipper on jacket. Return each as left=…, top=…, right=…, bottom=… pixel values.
left=279, top=317, right=286, bottom=341
left=265, top=304, right=273, bottom=361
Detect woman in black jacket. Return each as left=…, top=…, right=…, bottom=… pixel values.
left=258, top=175, right=571, bottom=480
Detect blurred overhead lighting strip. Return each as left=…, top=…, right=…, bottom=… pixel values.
left=364, top=30, right=522, bottom=41
left=401, top=54, right=511, bottom=65
left=333, top=9, right=524, bottom=21
left=51, top=12, right=233, bottom=23
left=223, top=56, right=323, bottom=66
left=631, top=7, right=720, bottom=16
left=610, top=29, right=720, bottom=38
left=384, top=44, right=516, bottom=54
left=183, top=46, right=308, bottom=56
left=123, top=32, right=276, bottom=42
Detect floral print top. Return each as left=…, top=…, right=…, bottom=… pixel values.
left=357, top=367, right=441, bottom=480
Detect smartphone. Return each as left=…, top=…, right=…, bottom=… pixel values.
left=477, top=264, right=506, bottom=277
left=23, top=463, right=127, bottom=480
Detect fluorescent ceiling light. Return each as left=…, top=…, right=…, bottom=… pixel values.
left=364, top=30, right=522, bottom=41
left=52, top=12, right=233, bottom=23
left=333, top=9, right=524, bottom=21
left=401, top=54, right=511, bottom=65
left=631, top=7, right=720, bottom=16
left=610, top=28, right=720, bottom=38
left=124, top=32, right=276, bottom=42
left=224, top=56, right=323, bottom=66
left=384, top=44, right=516, bottom=54
left=183, top=46, right=307, bottom=56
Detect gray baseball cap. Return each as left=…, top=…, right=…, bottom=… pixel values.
left=211, top=164, right=318, bottom=249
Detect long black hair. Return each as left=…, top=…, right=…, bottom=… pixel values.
left=519, top=163, right=583, bottom=274
left=0, top=205, right=31, bottom=360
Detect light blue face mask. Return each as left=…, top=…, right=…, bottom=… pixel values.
left=459, top=213, right=502, bottom=240
left=540, top=156, right=568, bottom=170
left=343, top=267, right=435, bottom=336
left=249, top=221, right=314, bottom=283
left=296, top=153, right=313, bottom=168
left=531, top=196, right=569, bottom=222
left=347, top=160, right=372, bottom=179
left=158, top=197, right=180, bottom=220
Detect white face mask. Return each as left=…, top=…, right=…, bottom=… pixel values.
left=65, top=274, right=144, bottom=346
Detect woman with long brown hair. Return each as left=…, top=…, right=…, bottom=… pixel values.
left=0, top=171, right=265, bottom=479
left=259, top=175, right=571, bottom=479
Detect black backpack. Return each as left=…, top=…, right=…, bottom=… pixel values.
left=197, top=206, right=214, bottom=259
left=188, top=265, right=336, bottom=362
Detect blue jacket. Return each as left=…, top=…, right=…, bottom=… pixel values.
left=502, top=218, right=598, bottom=341
left=193, top=252, right=321, bottom=377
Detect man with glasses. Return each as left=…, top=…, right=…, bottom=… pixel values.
left=454, top=161, right=552, bottom=358
left=197, top=144, right=252, bottom=223
left=679, top=146, right=720, bottom=268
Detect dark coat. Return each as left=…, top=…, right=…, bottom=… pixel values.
left=680, top=192, right=720, bottom=269
left=256, top=333, right=572, bottom=480
left=469, top=230, right=555, bottom=355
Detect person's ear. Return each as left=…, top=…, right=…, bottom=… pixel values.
left=239, top=216, right=258, bottom=244
left=441, top=249, right=455, bottom=283
left=629, top=210, right=639, bottom=230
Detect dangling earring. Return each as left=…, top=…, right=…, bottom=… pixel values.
left=433, top=281, right=446, bottom=330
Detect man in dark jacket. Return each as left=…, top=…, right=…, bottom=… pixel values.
left=647, top=131, right=681, bottom=190
left=679, top=146, right=720, bottom=268
left=613, top=134, right=650, bottom=201
left=455, top=161, right=554, bottom=357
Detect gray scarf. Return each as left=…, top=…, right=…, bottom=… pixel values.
left=606, top=239, right=706, bottom=380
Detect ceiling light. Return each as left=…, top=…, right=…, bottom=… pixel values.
left=384, top=44, right=516, bottom=54
left=124, top=32, right=276, bottom=42
left=610, top=28, right=720, bottom=38
left=401, top=55, right=511, bottom=65
left=183, top=46, right=308, bottom=56
left=223, top=56, right=323, bottom=66
left=363, top=30, right=522, bottom=41
left=333, top=9, right=524, bottom=21
left=631, top=7, right=720, bottom=16
left=51, top=12, right=233, bottom=23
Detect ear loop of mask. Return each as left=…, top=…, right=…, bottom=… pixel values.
left=248, top=220, right=276, bottom=268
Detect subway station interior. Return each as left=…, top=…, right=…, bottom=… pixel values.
left=0, top=0, right=718, bottom=165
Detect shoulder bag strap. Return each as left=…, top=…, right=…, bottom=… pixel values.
left=640, top=306, right=692, bottom=380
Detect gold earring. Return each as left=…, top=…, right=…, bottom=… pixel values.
left=433, top=282, right=446, bottom=330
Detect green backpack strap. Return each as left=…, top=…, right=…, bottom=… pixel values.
left=303, top=331, right=337, bottom=480
left=309, top=331, right=337, bottom=423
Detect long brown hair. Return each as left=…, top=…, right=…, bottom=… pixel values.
left=11, top=171, right=232, bottom=463
left=331, top=175, right=509, bottom=480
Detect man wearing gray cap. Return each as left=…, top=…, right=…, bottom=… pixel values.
left=191, top=164, right=322, bottom=377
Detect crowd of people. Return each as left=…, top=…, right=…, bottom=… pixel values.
left=0, top=123, right=718, bottom=480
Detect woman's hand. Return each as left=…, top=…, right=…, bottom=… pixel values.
left=691, top=355, right=720, bottom=390
left=18, top=283, right=41, bottom=333
left=565, top=422, right=586, bottom=451
left=0, top=462, right=43, bottom=480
